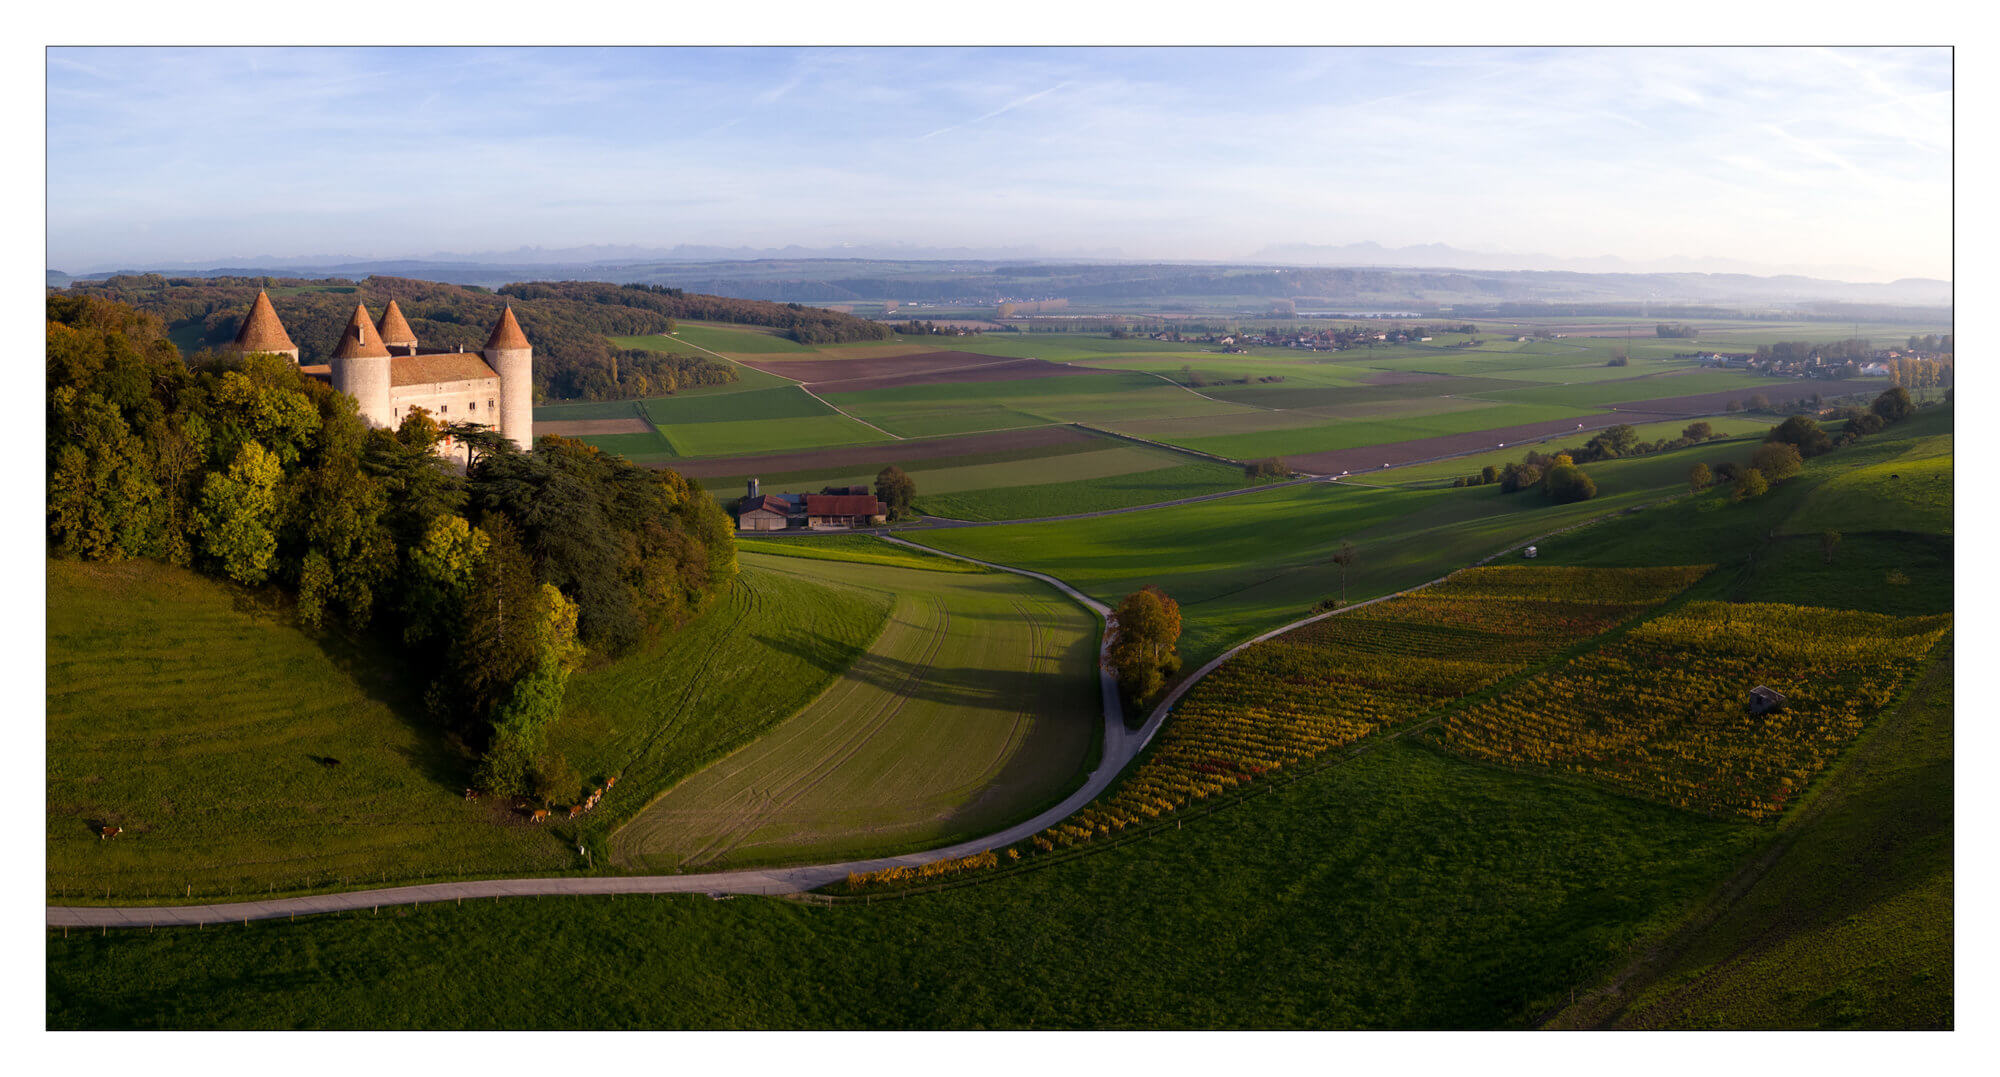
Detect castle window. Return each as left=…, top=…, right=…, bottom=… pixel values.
left=489, top=399, right=496, bottom=412
left=468, top=400, right=477, bottom=411
left=440, top=404, right=448, bottom=413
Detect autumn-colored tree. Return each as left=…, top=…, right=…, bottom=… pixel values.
left=397, top=406, right=441, bottom=451
left=1872, top=386, right=1915, bottom=424
left=1687, top=462, right=1713, bottom=492
left=1733, top=467, right=1769, bottom=502
left=1543, top=463, right=1597, bottom=503
left=1105, top=586, right=1183, bottom=711
left=1750, top=441, right=1803, bottom=483
left=1682, top=421, right=1714, bottom=441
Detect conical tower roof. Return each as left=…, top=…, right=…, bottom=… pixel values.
left=376, top=299, right=417, bottom=346
left=231, top=289, right=297, bottom=353
left=331, top=303, right=391, bottom=359
left=484, top=305, right=531, bottom=351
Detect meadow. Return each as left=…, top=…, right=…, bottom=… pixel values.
left=44, top=394, right=1952, bottom=1032
left=46, top=560, right=569, bottom=902
left=47, top=726, right=1756, bottom=1029
left=917, top=434, right=1766, bottom=669
left=609, top=550, right=1101, bottom=871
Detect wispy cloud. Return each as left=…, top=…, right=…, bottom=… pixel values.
left=920, top=81, right=1071, bottom=140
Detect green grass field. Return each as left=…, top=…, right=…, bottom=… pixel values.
left=46, top=560, right=569, bottom=902
left=1133, top=402, right=1599, bottom=461
left=1783, top=432, right=1952, bottom=536
left=548, top=564, right=892, bottom=846
left=826, top=371, right=1255, bottom=437
left=43, top=404, right=1952, bottom=1032
left=664, top=322, right=823, bottom=355
left=916, top=439, right=1760, bottom=668
left=610, top=550, right=1101, bottom=871
left=914, top=459, right=1257, bottom=521
left=46, top=721, right=1755, bottom=1029
left=734, top=534, right=986, bottom=573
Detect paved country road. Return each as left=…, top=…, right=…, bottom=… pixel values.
left=46, top=480, right=1683, bottom=929
left=49, top=543, right=1142, bottom=928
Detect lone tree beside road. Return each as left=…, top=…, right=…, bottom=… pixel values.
left=1104, top=586, right=1183, bottom=711
left=875, top=465, right=916, bottom=520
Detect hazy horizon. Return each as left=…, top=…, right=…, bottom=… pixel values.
left=47, top=46, right=1952, bottom=282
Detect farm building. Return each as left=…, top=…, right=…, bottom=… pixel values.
left=737, top=493, right=800, bottom=531
left=807, top=493, right=888, bottom=529
left=734, top=479, right=886, bottom=531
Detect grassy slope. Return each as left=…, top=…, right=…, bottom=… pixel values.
left=43, top=411, right=1950, bottom=1032
left=609, top=552, right=1100, bottom=871
left=1147, top=402, right=1599, bottom=461
left=45, top=733, right=1751, bottom=1030
left=919, top=437, right=1763, bottom=668
left=548, top=564, right=892, bottom=844
left=46, top=561, right=568, bottom=901
left=1592, top=652, right=1953, bottom=1029
left=1782, top=432, right=1952, bottom=536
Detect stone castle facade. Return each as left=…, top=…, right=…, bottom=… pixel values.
left=228, top=290, right=533, bottom=451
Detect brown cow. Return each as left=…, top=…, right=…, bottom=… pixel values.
left=568, top=805, right=584, bottom=821
left=529, top=809, right=549, bottom=824
left=604, top=775, right=617, bottom=790
left=99, top=825, right=122, bottom=840
left=464, top=788, right=481, bottom=801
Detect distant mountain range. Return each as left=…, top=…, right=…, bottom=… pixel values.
left=47, top=254, right=1952, bottom=316
left=1244, top=241, right=1903, bottom=284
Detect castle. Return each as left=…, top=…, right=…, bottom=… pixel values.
left=228, top=290, right=533, bottom=451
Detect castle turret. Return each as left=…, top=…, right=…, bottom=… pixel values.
left=376, top=299, right=418, bottom=356
left=228, top=289, right=300, bottom=363
left=483, top=306, right=533, bottom=451
left=330, top=303, right=394, bottom=432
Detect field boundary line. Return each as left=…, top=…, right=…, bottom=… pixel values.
left=666, top=332, right=906, bottom=441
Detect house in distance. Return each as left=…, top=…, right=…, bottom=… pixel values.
left=735, top=479, right=888, bottom=531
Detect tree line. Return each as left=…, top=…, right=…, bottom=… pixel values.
left=507, top=281, right=893, bottom=345
left=63, top=274, right=745, bottom=405
left=47, top=294, right=737, bottom=804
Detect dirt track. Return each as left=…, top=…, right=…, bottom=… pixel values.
left=659, top=424, right=1100, bottom=480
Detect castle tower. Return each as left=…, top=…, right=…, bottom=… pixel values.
left=376, top=299, right=418, bottom=356
left=483, top=306, right=533, bottom=451
left=229, top=289, right=300, bottom=363
left=330, top=303, right=394, bottom=432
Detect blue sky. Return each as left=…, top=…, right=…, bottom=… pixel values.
left=46, top=46, right=1952, bottom=280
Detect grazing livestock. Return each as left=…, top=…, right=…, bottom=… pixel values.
left=464, top=788, right=481, bottom=801
left=99, top=825, right=122, bottom=840
left=604, top=775, right=617, bottom=790
left=568, top=805, right=584, bottom=821
left=529, top=809, right=549, bottom=824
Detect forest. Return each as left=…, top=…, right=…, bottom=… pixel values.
left=59, top=275, right=884, bottom=403
left=46, top=293, right=738, bottom=800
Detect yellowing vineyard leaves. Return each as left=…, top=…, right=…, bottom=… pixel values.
left=1041, top=565, right=1713, bottom=849
left=1433, top=601, right=1951, bottom=819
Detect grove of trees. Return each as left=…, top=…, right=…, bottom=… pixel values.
left=47, top=294, right=737, bottom=802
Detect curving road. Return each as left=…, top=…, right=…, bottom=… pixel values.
left=47, top=497, right=1644, bottom=929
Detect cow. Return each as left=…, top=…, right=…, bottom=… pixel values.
left=529, top=809, right=549, bottom=824
left=604, top=775, right=617, bottom=790
left=99, top=825, right=122, bottom=840
left=464, top=788, right=481, bottom=801
left=568, top=804, right=584, bottom=821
